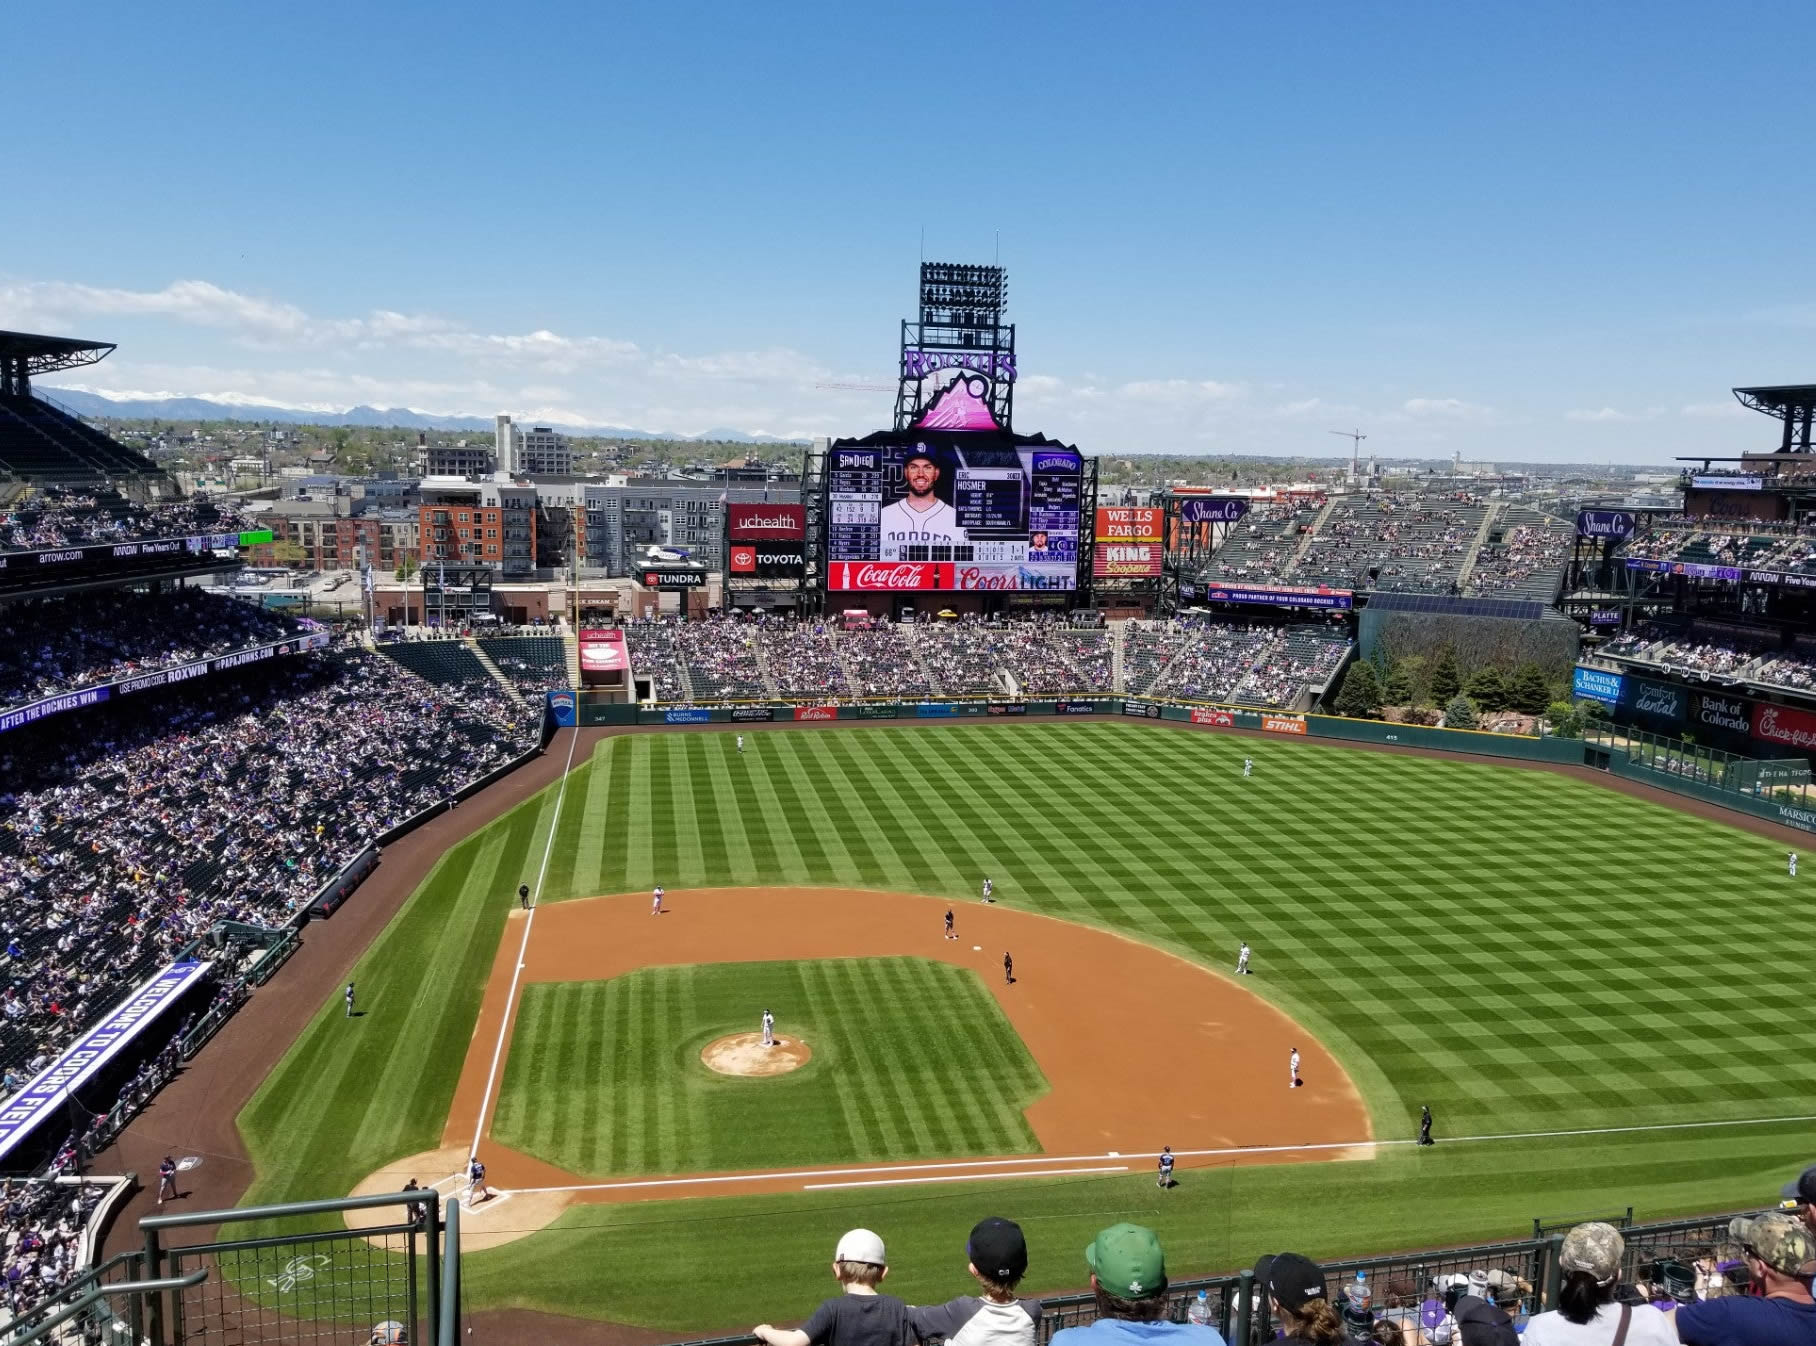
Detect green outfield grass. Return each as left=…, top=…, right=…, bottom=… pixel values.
left=491, top=957, right=1045, bottom=1175
left=236, top=722, right=1816, bottom=1332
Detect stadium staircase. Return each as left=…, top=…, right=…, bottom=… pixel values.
left=1110, top=622, right=1127, bottom=693
left=905, top=625, right=947, bottom=696
left=749, top=631, right=782, bottom=699
left=1284, top=495, right=1339, bottom=577
left=562, top=628, right=581, bottom=688
left=464, top=640, right=526, bottom=708
left=1454, top=500, right=1505, bottom=592
left=831, top=632, right=866, bottom=695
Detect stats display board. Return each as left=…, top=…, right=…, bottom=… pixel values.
left=827, top=437, right=1082, bottom=591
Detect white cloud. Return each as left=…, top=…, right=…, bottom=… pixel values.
left=1401, top=397, right=1493, bottom=420
left=1680, top=400, right=1746, bottom=419
left=1567, top=406, right=1641, bottom=423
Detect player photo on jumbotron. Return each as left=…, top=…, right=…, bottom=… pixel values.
left=829, top=436, right=1081, bottom=590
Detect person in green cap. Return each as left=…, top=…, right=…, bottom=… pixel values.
left=1049, top=1224, right=1225, bottom=1346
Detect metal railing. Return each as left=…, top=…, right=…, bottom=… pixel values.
left=135, top=1188, right=447, bottom=1346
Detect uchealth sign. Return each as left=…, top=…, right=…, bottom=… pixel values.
left=1752, top=701, right=1816, bottom=751
left=727, top=504, right=805, bottom=540
left=1262, top=714, right=1307, bottom=735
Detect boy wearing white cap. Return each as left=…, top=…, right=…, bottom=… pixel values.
left=754, top=1229, right=920, bottom=1346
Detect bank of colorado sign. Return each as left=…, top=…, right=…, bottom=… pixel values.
left=727, top=504, right=805, bottom=540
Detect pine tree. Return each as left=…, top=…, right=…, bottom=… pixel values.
left=1508, top=662, right=1552, bottom=714
left=1382, top=660, right=1414, bottom=705
left=1429, top=646, right=1462, bottom=703
left=1444, top=694, right=1479, bottom=730
left=1464, top=666, right=1509, bottom=711
left=1335, top=659, right=1383, bottom=719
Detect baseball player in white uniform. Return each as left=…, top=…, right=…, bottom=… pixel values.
left=1235, top=942, right=1251, bottom=975
left=1790, top=851, right=1799, bottom=878
left=1244, top=758, right=1252, bottom=778
left=651, top=885, right=664, bottom=916
left=737, top=735, right=744, bottom=754
left=761, top=1009, right=775, bottom=1047
left=1289, top=1048, right=1302, bottom=1088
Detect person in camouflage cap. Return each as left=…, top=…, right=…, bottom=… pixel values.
left=1523, top=1222, right=1675, bottom=1344
left=1673, top=1211, right=1816, bottom=1344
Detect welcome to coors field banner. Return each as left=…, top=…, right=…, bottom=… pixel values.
left=1093, top=508, right=1164, bottom=578
left=0, top=958, right=212, bottom=1161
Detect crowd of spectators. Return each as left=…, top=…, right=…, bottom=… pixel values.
left=1466, top=513, right=1573, bottom=599
left=1599, top=626, right=1766, bottom=679
left=840, top=625, right=936, bottom=698
left=0, top=487, right=249, bottom=554
left=1294, top=493, right=1486, bottom=593
left=0, top=1178, right=111, bottom=1329
left=0, top=646, right=539, bottom=1077
left=1202, top=502, right=1311, bottom=584
left=621, top=620, right=690, bottom=701
left=0, top=589, right=306, bottom=712
left=737, top=1196, right=1816, bottom=1346
left=1152, top=623, right=1275, bottom=701
left=678, top=619, right=769, bottom=699
left=1232, top=627, right=1352, bottom=707
left=752, top=617, right=847, bottom=697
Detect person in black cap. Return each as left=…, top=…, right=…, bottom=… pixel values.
left=908, top=1217, right=1041, bottom=1346
left=518, top=883, right=530, bottom=910
left=1254, top=1252, right=1342, bottom=1344
left=1418, top=1106, right=1434, bottom=1146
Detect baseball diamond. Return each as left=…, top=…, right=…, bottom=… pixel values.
left=216, top=719, right=1816, bottom=1333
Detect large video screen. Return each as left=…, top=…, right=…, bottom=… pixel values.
left=826, top=438, right=1081, bottom=591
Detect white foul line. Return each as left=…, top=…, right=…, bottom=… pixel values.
left=804, top=1166, right=1128, bottom=1191
left=498, top=1110, right=1816, bottom=1197
left=467, top=724, right=582, bottom=1162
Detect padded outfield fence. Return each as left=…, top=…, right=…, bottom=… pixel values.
left=662, top=1209, right=1761, bottom=1346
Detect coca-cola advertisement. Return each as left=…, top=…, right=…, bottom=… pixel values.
left=1751, top=701, right=1816, bottom=751
left=727, top=504, right=805, bottom=540
left=827, top=561, right=952, bottom=591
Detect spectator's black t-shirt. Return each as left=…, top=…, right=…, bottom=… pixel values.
left=803, top=1292, right=919, bottom=1346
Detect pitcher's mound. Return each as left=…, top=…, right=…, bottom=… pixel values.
left=702, top=1032, right=811, bottom=1077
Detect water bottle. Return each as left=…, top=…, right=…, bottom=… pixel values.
left=1186, top=1290, right=1211, bottom=1326
left=1351, top=1271, right=1371, bottom=1312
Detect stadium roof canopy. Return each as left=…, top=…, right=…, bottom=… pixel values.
left=1733, top=384, right=1816, bottom=420
left=0, top=329, right=117, bottom=377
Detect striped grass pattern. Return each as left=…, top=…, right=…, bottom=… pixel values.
left=490, top=958, right=1045, bottom=1176
left=542, top=723, right=1809, bottom=1138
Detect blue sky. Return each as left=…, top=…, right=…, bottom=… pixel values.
left=2, top=1, right=1810, bottom=462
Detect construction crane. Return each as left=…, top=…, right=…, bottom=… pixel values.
left=1329, top=428, right=1366, bottom=481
